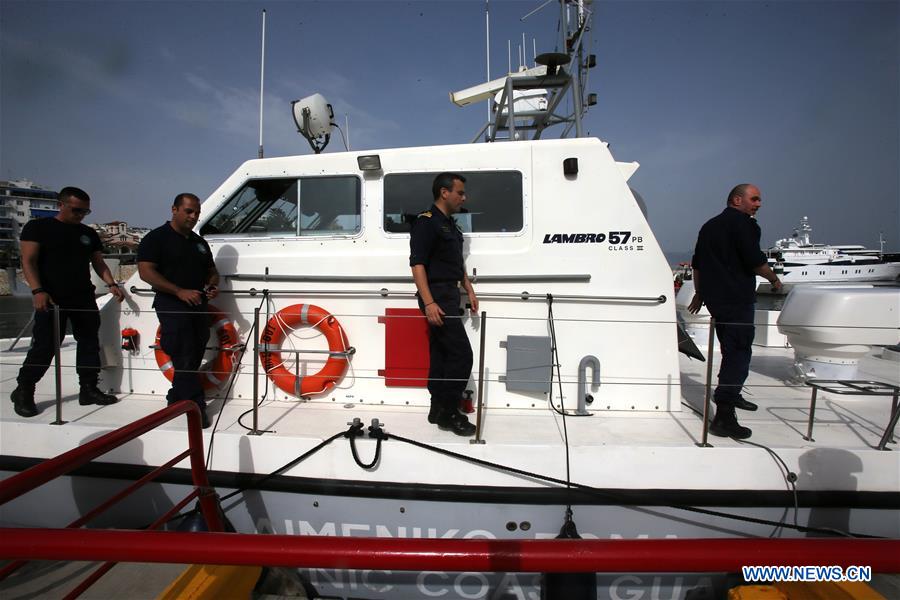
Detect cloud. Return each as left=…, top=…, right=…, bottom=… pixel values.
left=166, top=68, right=404, bottom=155
left=155, top=71, right=269, bottom=144
left=1, top=32, right=136, bottom=102
left=270, top=74, right=402, bottom=152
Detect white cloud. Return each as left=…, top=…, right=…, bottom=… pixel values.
left=2, top=33, right=139, bottom=103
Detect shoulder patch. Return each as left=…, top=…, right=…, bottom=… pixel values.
left=417, top=211, right=432, bottom=218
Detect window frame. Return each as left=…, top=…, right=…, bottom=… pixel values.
left=381, top=169, right=528, bottom=239
left=200, top=174, right=365, bottom=241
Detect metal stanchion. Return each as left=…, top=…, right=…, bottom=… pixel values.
left=696, top=317, right=715, bottom=447
left=249, top=306, right=262, bottom=435
left=471, top=311, right=487, bottom=445
left=51, top=305, right=66, bottom=425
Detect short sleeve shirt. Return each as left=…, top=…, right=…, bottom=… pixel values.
left=409, top=204, right=465, bottom=283
left=19, top=217, right=102, bottom=301
left=137, top=222, right=214, bottom=306
left=691, top=207, right=767, bottom=305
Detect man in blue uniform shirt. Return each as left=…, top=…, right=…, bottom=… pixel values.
left=409, top=172, right=478, bottom=436
left=689, top=184, right=782, bottom=439
left=138, top=193, right=219, bottom=428
left=10, top=186, right=125, bottom=417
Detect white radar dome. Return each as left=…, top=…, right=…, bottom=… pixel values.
left=292, top=93, right=333, bottom=138
left=291, top=93, right=334, bottom=153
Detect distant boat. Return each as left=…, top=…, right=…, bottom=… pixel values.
left=763, top=216, right=900, bottom=285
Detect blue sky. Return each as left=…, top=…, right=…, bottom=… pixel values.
left=1, top=0, right=897, bottom=256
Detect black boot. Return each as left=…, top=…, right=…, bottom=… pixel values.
left=427, top=402, right=444, bottom=424
left=11, top=386, right=39, bottom=418
left=79, top=386, right=119, bottom=406
left=733, top=395, right=758, bottom=411
left=709, top=405, right=752, bottom=439
left=437, top=411, right=476, bottom=437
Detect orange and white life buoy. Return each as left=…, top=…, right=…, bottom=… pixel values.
left=154, top=303, right=240, bottom=390
left=260, top=303, right=350, bottom=397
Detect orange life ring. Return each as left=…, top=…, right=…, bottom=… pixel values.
left=154, top=303, right=240, bottom=390
left=260, top=303, right=350, bottom=397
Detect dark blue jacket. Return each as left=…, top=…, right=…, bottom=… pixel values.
left=691, top=207, right=767, bottom=305
left=409, top=204, right=464, bottom=283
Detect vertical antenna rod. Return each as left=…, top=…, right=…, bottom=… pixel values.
left=258, top=9, right=266, bottom=159
left=485, top=0, right=492, bottom=140
left=522, top=32, right=527, bottom=67
left=345, top=113, right=351, bottom=150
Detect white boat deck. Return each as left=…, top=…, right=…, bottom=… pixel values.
left=2, top=340, right=898, bottom=495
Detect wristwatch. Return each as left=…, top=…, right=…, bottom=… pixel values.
left=31, top=287, right=45, bottom=295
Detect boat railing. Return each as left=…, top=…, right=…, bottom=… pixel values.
left=0, top=400, right=224, bottom=592
left=1, top=528, right=898, bottom=583
left=129, top=282, right=668, bottom=304
left=1, top=298, right=897, bottom=449
left=225, top=272, right=595, bottom=284
left=1, top=375, right=897, bottom=595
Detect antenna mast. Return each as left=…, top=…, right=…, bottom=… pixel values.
left=485, top=0, right=491, bottom=140
left=449, top=0, right=598, bottom=142
left=258, top=9, right=266, bottom=159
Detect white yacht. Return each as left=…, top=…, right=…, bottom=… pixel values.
left=765, top=216, right=900, bottom=285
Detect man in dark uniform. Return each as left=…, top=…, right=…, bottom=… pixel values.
left=138, top=193, right=219, bottom=428
left=10, top=186, right=125, bottom=417
left=688, top=183, right=782, bottom=439
left=409, top=172, right=478, bottom=436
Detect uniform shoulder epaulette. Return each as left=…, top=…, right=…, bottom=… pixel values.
left=417, top=210, right=432, bottom=218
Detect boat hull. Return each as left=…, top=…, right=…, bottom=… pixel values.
left=3, top=466, right=897, bottom=599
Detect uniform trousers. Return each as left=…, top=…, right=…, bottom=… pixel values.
left=17, top=294, right=101, bottom=389
left=155, top=297, right=210, bottom=409
left=418, top=282, right=473, bottom=414
left=707, top=302, right=755, bottom=407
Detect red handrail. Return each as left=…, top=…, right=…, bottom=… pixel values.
left=0, top=400, right=222, bottom=532
left=2, top=403, right=898, bottom=580
left=1, top=529, right=897, bottom=573
left=0, top=400, right=223, bottom=592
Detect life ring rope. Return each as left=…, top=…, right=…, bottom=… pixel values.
left=274, top=309, right=334, bottom=341
left=260, top=303, right=350, bottom=398
left=263, top=310, right=334, bottom=374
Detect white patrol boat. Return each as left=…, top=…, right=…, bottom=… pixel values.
left=2, top=2, right=898, bottom=598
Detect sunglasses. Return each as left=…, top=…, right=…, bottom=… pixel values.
left=65, top=203, right=92, bottom=216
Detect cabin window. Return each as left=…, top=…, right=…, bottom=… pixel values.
left=200, top=176, right=361, bottom=237
left=383, top=171, right=523, bottom=234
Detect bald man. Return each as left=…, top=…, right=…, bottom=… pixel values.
left=689, top=184, right=782, bottom=439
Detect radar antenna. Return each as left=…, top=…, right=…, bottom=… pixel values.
left=291, top=93, right=334, bottom=154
